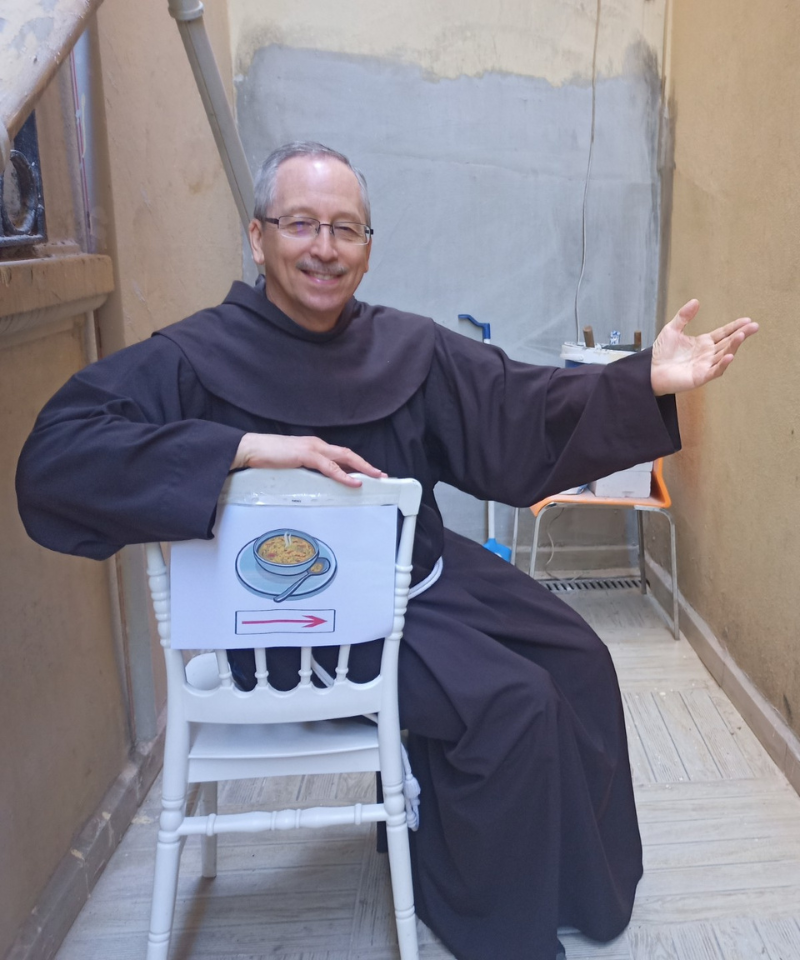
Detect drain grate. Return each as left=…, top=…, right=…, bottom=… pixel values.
left=541, top=576, right=643, bottom=594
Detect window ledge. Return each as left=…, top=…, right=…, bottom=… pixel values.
left=0, top=252, right=114, bottom=340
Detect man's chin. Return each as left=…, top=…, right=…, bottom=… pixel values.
left=292, top=293, right=353, bottom=331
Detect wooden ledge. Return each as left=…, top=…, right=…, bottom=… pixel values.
left=0, top=252, right=114, bottom=340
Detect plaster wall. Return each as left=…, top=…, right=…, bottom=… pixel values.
left=661, top=0, right=800, bottom=735
left=229, top=0, right=666, bottom=83
left=0, top=67, right=130, bottom=956
left=93, top=0, right=242, bottom=350
left=230, top=0, right=668, bottom=544
left=0, top=323, right=128, bottom=959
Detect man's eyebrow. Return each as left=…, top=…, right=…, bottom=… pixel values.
left=279, top=205, right=366, bottom=221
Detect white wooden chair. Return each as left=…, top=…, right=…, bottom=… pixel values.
left=144, top=468, right=422, bottom=960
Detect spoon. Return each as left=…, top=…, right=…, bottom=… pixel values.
left=274, top=557, right=331, bottom=603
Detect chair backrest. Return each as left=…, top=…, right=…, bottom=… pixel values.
left=146, top=469, right=422, bottom=728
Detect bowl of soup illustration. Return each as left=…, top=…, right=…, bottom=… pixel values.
left=253, top=529, right=320, bottom=576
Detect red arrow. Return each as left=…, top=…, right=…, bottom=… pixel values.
left=240, top=614, right=328, bottom=628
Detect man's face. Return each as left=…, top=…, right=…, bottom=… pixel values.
left=248, top=156, right=371, bottom=332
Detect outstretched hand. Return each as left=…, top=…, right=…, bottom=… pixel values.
left=650, top=300, right=759, bottom=397
left=231, top=433, right=387, bottom=487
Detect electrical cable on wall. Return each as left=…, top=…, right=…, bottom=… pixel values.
left=573, top=0, right=602, bottom=343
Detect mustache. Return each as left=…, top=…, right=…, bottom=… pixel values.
left=296, top=259, right=347, bottom=277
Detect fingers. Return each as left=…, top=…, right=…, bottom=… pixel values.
left=707, top=322, right=759, bottom=380
left=306, top=442, right=385, bottom=487
left=708, top=351, right=736, bottom=382
left=709, top=316, right=758, bottom=344
left=233, top=434, right=387, bottom=487
left=718, top=327, right=747, bottom=356
left=711, top=322, right=759, bottom=365
left=322, top=443, right=386, bottom=478
left=310, top=454, right=365, bottom=487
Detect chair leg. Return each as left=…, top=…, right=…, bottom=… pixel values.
left=529, top=510, right=545, bottom=579
left=375, top=772, right=388, bottom=853
left=511, top=508, right=519, bottom=566
left=200, top=782, right=218, bottom=878
left=648, top=508, right=679, bottom=641
left=387, top=832, right=419, bottom=960
left=146, top=796, right=185, bottom=960
left=383, top=788, right=419, bottom=960
left=667, top=510, right=679, bottom=641
left=637, top=510, right=647, bottom=595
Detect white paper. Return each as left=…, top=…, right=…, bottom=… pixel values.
left=170, top=504, right=398, bottom=649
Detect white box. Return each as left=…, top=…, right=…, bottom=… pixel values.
left=589, top=461, right=653, bottom=499
left=560, top=344, right=635, bottom=366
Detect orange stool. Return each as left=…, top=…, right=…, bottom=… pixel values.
left=512, top=459, right=679, bottom=640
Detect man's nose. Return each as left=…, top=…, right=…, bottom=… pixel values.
left=309, top=225, right=337, bottom=259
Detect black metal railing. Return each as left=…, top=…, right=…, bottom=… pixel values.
left=1, top=113, right=46, bottom=252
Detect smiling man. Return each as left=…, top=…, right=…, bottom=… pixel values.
left=249, top=151, right=372, bottom=331
left=16, top=142, right=757, bottom=960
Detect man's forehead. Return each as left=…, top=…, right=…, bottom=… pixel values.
left=272, top=156, right=364, bottom=215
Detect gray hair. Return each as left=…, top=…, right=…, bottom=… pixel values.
left=252, top=141, right=372, bottom=227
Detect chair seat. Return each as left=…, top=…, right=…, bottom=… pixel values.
left=530, top=463, right=671, bottom=516
left=188, top=718, right=381, bottom=781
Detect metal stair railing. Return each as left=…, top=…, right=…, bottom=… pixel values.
left=1, top=1, right=255, bottom=236
left=0, top=0, right=105, bottom=169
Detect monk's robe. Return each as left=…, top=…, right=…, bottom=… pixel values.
left=17, top=279, right=680, bottom=960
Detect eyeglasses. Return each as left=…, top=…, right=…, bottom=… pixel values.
left=264, top=216, right=373, bottom=245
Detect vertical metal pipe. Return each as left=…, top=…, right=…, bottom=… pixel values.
left=71, top=28, right=146, bottom=741
left=167, top=0, right=254, bottom=231
left=70, top=31, right=98, bottom=251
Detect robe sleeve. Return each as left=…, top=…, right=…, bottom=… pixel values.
left=16, top=337, right=246, bottom=559
left=424, top=327, right=681, bottom=506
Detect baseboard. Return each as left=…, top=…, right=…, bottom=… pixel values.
left=6, top=718, right=166, bottom=960
left=645, top=553, right=800, bottom=798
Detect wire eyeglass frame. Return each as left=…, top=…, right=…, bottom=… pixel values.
left=264, top=215, right=373, bottom=245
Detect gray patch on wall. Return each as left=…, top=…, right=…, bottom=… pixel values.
left=236, top=46, right=662, bottom=548
left=12, top=16, right=53, bottom=50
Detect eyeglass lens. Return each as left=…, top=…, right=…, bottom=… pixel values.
left=277, top=216, right=370, bottom=244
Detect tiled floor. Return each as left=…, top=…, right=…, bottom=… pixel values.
left=55, top=587, right=800, bottom=960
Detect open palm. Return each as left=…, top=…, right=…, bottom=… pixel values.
left=650, top=300, right=759, bottom=396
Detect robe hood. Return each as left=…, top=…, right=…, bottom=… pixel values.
left=155, top=279, right=436, bottom=426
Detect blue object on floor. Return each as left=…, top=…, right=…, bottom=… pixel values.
left=484, top=537, right=513, bottom=562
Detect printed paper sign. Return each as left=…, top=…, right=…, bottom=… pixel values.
left=170, top=504, right=397, bottom=649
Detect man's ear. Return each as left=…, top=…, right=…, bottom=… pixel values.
left=248, top=219, right=266, bottom=266
left=363, top=237, right=372, bottom=274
